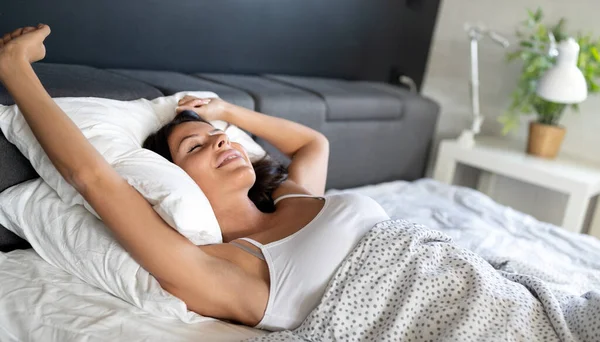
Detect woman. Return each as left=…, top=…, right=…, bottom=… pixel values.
left=0, top=25, right=389, bottom=330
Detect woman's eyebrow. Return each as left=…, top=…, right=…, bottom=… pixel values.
left=208, top=129, right=224, bottom=136
left=178, top=134, right=199, bottom=150
left=178, top=129, right=224, bottom=150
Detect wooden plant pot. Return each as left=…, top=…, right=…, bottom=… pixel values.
left=526, top=122, right=566, bottom=159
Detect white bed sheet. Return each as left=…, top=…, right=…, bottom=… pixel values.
left=0, top=250, right=266, bottom=342
left=2, top=179, right=599, bottom=342
left=330, top=178, right=600, bottom=295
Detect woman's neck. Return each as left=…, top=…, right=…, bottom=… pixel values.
left=211, top=193, right=272, bottom=242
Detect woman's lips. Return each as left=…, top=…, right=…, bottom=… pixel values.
left=217, top=149, right=244, bottom=168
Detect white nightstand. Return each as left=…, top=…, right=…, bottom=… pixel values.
left=433, top=136, right=600, bottom=236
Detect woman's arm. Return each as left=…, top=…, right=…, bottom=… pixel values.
left=0, top=28, right=190, bottom=278
left=0, top=26, right=266, bottom=324
left=178, top=97, right=330, bottom=195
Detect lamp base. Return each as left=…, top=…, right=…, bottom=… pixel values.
left=457, top=130, right=476, bottom=148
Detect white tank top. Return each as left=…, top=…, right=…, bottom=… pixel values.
left=233, top=192, right=390, bottom=331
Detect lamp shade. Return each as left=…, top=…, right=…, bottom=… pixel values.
left=536, top=38, right=588, bottom=104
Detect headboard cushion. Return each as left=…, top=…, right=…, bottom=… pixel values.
left=0, top=63, right=163, bottom=106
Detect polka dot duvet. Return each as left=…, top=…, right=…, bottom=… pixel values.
left=249, top=179, right=600, bottom=342
left=250, top=220, right=600, bottom=342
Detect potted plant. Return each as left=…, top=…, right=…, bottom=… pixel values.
left=499, top=8, right=600, bottom=158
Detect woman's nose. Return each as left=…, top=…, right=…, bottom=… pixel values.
left=215, top=133, right=230, bottom=149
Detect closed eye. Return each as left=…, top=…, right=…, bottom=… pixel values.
left=188, top=144, right=203, bottom=153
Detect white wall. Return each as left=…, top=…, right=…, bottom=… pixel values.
left=422, top=0, right=600, bottom=231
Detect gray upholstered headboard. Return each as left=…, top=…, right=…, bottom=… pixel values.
left=0, top=1, right=441, bottom=251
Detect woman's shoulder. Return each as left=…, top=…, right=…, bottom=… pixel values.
left=272, top=180, right=314, bottom=201
left=272, top=181, right=386, bottom=218
left=274, top=181, right=376, bottom=204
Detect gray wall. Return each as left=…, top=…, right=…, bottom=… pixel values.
left=0, top=0, right=441, bottom=88
left=422, top=0, right=600, bottom=234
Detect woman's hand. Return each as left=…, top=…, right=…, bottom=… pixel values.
left=0, top=25, right=50, bottom=71
left=176, top=96, right=229, bottom=122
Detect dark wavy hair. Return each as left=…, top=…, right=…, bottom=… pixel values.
left=143, top=110, right=288, bottom=213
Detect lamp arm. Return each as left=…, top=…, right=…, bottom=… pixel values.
left=469, top=33, right=483, bottom=134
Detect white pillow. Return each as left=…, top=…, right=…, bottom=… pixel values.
left=0, top=178, right=212, bottom=323
left=0, top=92, right=266, bottom=245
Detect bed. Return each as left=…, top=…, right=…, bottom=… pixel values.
left=0, top=44, right=442, bottom=342
left=2, top=1, right=600, bottom=341
left=2, top=179, right=600, bottom=341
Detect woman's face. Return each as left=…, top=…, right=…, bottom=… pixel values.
left=167, top=121, right=255, bottom=201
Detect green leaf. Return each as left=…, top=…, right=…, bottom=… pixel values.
left=534, top=7, right=543, bottom=22
left=527, top=8, right=535, bottom=19
left=506, top=51, right=522, bottom=62
left=536, top=25, right=547, bottom=39
left=552, top=18, right=568, bottom=42
left=497, top=113, right=520, bottom=135
left=520, top=51, right=533, bottom=60
left=591, top=47, right=600, bottom=62
left=520, top=41, right=534, bottom=48
left=578, top=53, right=585, bottom=72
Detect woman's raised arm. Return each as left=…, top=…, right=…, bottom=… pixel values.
left=0, top=26, right=267, bottom=324
left=0, top=25, right=196, bottom=283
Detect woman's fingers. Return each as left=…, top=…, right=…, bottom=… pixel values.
left=179, top=99, right=198, bottom=107
left=178, top=95, right=197, bottom=105
left=0, top=26, right=41, bottom=47
left=178, top=96, right=212, bottom=106
left=0, top=25, right=51, bottom=63
left=178, top=98, right=211, bottom=108
left=35, top=24, right=51, bottom=38
left=189, top=99, right=210, bottom=107
left=22, top=27, right=37, bottom=34
left=178, top=98, right=199, bottom=106
left=10, top=28, right=24, bottom=39
left=176, top=105, right=198, bottom=114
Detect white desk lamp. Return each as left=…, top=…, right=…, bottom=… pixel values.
left=458, top=30, right=588, bottom=149
left=536, top=37, right=588, bottom=103
left=457, top=24, right=510, bottom=148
